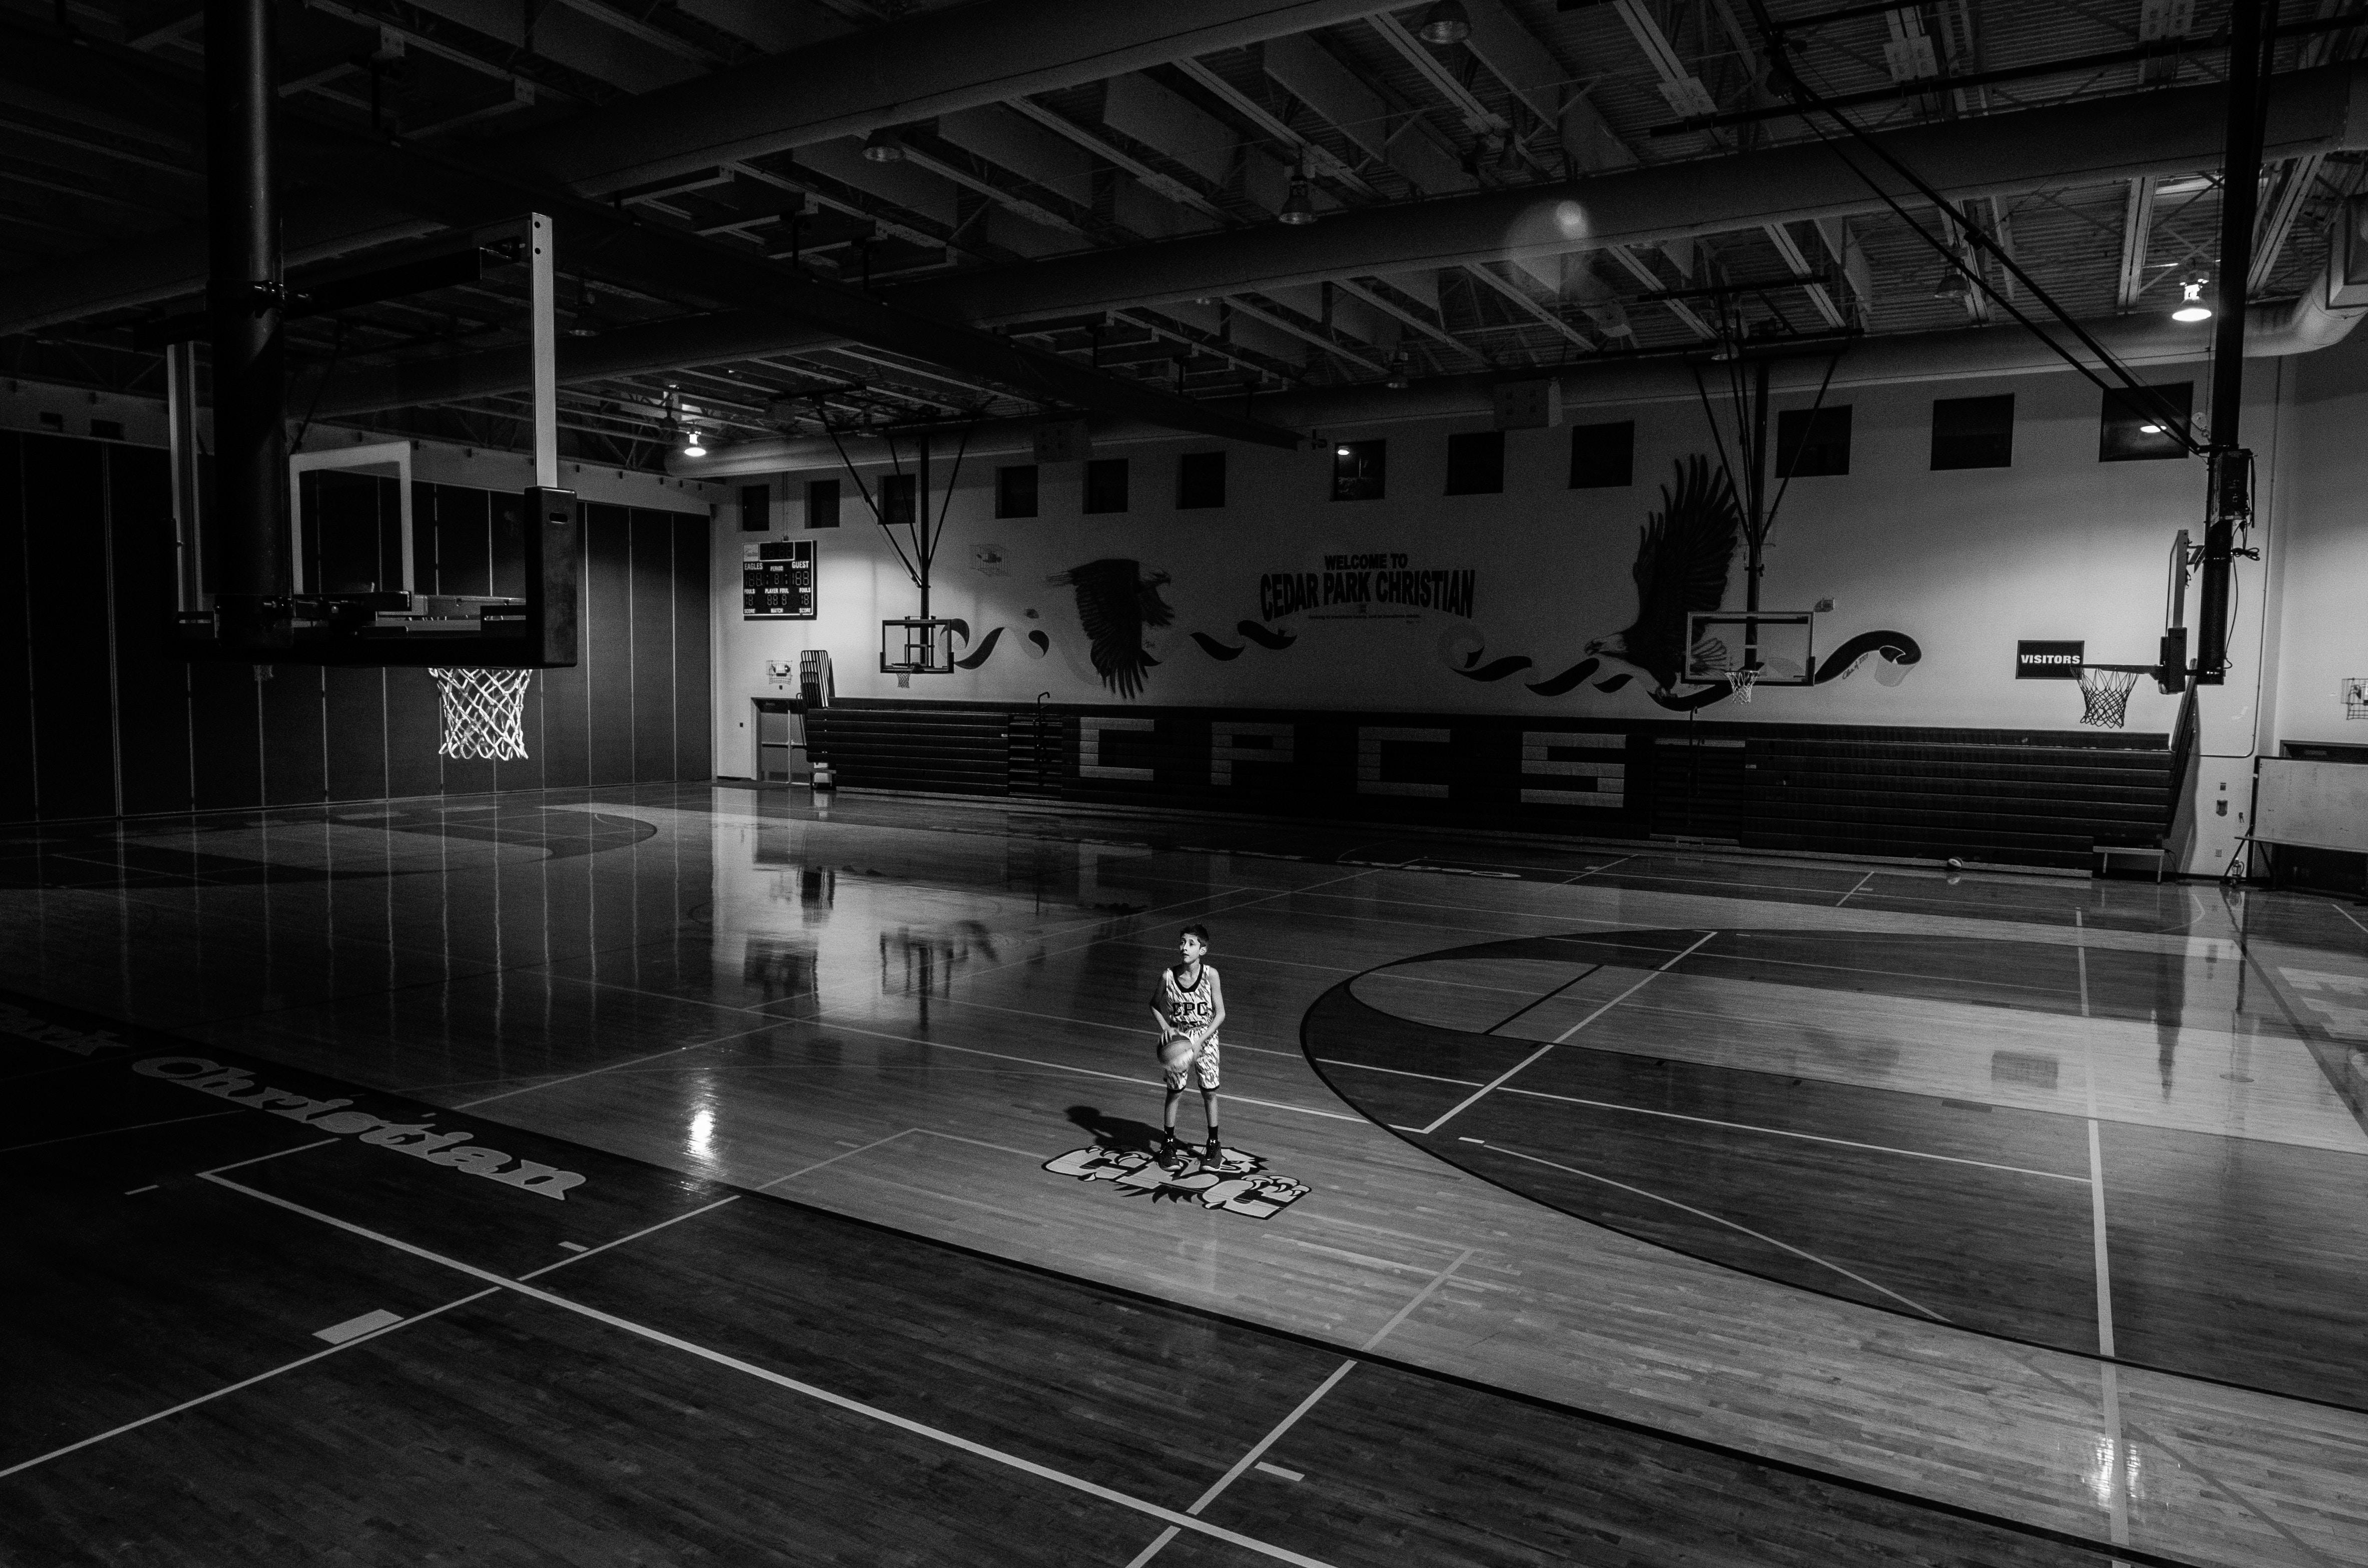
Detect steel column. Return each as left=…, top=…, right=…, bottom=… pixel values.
left=205, top=0, right=287, bottom=650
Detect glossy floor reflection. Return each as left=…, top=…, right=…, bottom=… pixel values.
left=5, top=783, right=2367, bottom=1568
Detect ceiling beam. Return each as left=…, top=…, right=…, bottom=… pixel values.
left=0, top=0, right=1407, bottom=333
left=298, top=62, right=2368, bottom=416
left=2117, top=176, right=2157, bottom=310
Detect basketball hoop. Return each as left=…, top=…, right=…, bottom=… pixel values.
left=429, top=667, right=534, bottom=760
left=1726, top=665, right=1760, bottom=703
left=2077, top=666, right=2142, bottom=729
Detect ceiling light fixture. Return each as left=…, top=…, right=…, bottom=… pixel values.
left=862, top=129, right=905, bottom=163
left=680, top=425, right=706, bottom=458
left=1279, top=172, right=1317, bottom=226
left=1385, top=351, right=1411, bottom=390
left=2171, top=279, right=2213, bottom=322
left=1418, top=1, right=1471, bottom=45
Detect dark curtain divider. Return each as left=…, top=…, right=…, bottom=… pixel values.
left=0, top=429, right=712, bottom=824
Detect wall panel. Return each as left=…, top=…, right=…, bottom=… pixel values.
left=630, top=508, right=676, bottom=782
left=584, top=503, right=635, bottom=786
left=673, top=514, right=711, bottom=782
left=323, top=667, right=387, bottom=802
left=107, top=443, right=193, bottom=817
left=0, top=435, right=34, bottom=822
left=24, top=437, right=117, bottom=819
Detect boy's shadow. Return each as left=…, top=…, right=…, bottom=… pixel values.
left=1066, top=1104, right=1163, bottom=1154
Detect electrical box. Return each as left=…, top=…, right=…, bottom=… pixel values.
left=1033, top=418, right=1092, bottom=463
left=1493, top=380, right=1562, bottom=431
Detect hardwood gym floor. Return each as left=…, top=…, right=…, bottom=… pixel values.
left=5, top=785, right=2365, bottom=1566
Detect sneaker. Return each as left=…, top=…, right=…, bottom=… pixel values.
left=1203, top=1141, right=1224, bottom=1169
left=1156, top=1137, right=1193, bottom=1170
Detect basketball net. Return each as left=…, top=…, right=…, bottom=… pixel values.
left=1726, top=665, right=1760, bottom=704
left=2077, top=667, right=2140, bottom=729
left=429, top=668, right=534, bottom=761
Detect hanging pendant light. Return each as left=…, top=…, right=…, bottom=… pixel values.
left=2171, top=278, right=2214, bottom=323
left=1279, top=161, right=1317, bottom=227
left=1418, top=1, right=1471, bottom=45
left=862, top=128, right=905, bottom=163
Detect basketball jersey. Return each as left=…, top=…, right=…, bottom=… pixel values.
left=1160, top=963, right=1220, bottom=1041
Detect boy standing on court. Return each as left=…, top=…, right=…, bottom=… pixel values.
left=1150, top=924, right=1226, bottom=1169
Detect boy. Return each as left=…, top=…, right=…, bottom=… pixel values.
left=1149, top=923, right=1226, bottom=1169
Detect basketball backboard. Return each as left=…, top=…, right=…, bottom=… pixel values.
left=1684, top=611, right=1816, bottom=686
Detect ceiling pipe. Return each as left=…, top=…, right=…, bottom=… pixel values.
left=0, top=0, right=1406, bottom=336
left=306, top=62, right=2368, bottom=420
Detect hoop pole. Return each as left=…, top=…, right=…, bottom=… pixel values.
left=916, top=433, right=931, bottom=623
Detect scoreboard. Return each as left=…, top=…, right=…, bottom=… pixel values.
left=743, top=540, right=816, bottom=620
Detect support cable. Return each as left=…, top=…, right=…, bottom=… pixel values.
left=1743, top=1, right=2204, bottom=451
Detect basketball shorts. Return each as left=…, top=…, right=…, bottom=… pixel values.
left=1162, top=1038, right=1221, bottom=1092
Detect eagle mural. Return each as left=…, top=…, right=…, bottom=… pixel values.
left=1050, top=558, right=1173, bottom=699
left=1442, top=451, right=1922, bottom=706
left=1586, top=454, right=1741, bottom=694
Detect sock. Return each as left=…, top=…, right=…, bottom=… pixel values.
left=1206, top=1125, right=1221, bottom=1148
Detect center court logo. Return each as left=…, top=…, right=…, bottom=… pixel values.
left=1043, top=1143, right=1310, bottom=1219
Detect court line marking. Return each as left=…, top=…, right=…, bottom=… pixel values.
left=1834, top=871, right=1876, bottom=907
left=1495, top=1086, right=2090, bottom=1183
left=1481, top=964, right=1605, bottom=1036
left=2333, top=902, right=2368, bottom=940
left=1561, top=854, right=1634, bottom=883
left=1475, top=1143, right=1950, bottom=1322
left=1128, top=1247, right=1473, bottom=1568
left=1360, top=1248, right=1477, bottom=1352
left=752, top=1131, right=918, bottom=1192
left=2075, top=913, right=2130, bottom=1554
left=0, top=1182, right=752, bottom=1482
left=0, top=1108, right=245, bottom=1155
left=1415, top=932, right=1718, bottom=1135
left=1123, top=1360, right=1357, bottom=1568
left=1320, top=1057, right=2086, bottom=1180
left=199, top=1174, right=1341, bottom=1568
left=0, top=1287, right=504, bottom=1482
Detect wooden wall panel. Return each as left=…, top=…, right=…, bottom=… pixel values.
left=382, top=666, right=443, bottom=799
left=673, top=514, right=711, bottom=782
left=188, top=664, right=263, bottom=811
left=106, top=444, right=192, bottom=817
left=24, top=437, right=118, bottom=819
left=0, top=435, right=34, bottom=822
left=583, top=503, right=634, bottom=786
left=323, top=668, right=387, bottom=802
left=259, top=665, right=327, bottom=805
left=629, top=509, right=676, bottom=782
left=0, top=442, right=709, bottom=822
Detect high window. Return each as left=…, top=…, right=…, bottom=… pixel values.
left=995, top=464, right=1039, bottom=518
left=1177, top=450, right=1226, bottom=509
left=804, top=478, right=841, bottom=530
left=1443, top=431, right=1504, bottom=495
left=1930, top=394, right=2015, bottom=469
left=1084, top=457, right=1129, bottom=513
left=2099, top=383, right=2194, bottom=461
left=1567, top=421, right=1635, bottom=488
left=1776, top=406, right=1852, bottom=477
left=1331, top=438, right=1385, bottom=501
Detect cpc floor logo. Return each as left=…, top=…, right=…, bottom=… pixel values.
left=1043, top=1143, right=1311, bottom=1220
